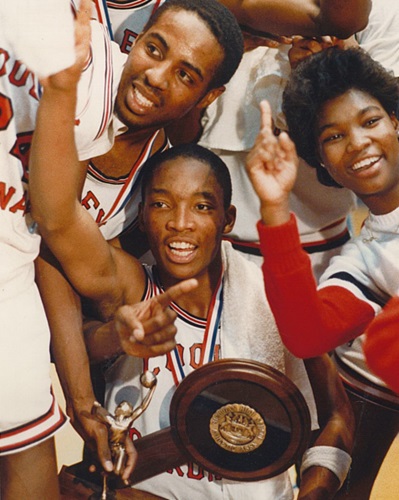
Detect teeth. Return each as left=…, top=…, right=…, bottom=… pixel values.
left=169, top=242, right=195, bottom=257
left=134, top=87, right=154, bottom=108
left=352, top=156, right=380, bottom=171
left=171, top=249, right=193, bottom=257
left=170, top=242, right=195, bottom=250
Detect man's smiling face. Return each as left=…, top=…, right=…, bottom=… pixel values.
left=114, top=8, right=225, bottom=132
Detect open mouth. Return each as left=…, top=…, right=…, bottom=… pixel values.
left=351, top=155, right=381, bottom=172
left=133, top=86, right=156, bottom=110
left=169, top=241, right=196, bottom=258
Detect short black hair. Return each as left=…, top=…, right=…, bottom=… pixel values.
left=141, top=143, right=232, bottom=209
left=283, top=47, right=399, bottom=187
left=143, top=0, right=244, bottom=89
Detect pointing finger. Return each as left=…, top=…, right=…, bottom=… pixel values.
left=154, top=278, right=198, bottom=310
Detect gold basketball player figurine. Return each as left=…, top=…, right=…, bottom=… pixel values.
left=92, top=370, right=157, bottom=498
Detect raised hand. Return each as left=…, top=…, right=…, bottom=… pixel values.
left=246, top=100, right=298, bottom=226
left=115, top=279, right=198, bottom=358
left=40, top=0, right=92, bottom=91
left=288, top=36, right=347, bottom=69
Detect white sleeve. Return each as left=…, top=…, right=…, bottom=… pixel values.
left=356, top=0, right=399, bottom=77
left=1, top=0, right=75, bottom=78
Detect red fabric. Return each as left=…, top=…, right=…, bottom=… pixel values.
left=257, top=214, right=375, bottom=358
left=364, top=296, right=399, bottom=393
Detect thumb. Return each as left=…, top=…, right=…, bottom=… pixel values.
left=95, top=427, right=114, bottom=473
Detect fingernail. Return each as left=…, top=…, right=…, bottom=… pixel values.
left=104, top=460, right=113, bottom=472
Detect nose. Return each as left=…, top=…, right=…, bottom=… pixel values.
left=145, top=62, right=169, bottom=90
left=166, top=206, right=195, bottom=232
left=347, top=127, right=371, bottom=153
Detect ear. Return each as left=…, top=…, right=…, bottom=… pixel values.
left=222, top=205, right=236, bottom=235
left=390, top=112, right=399, bottom=131
left=138, top=202, right=145, bottom=232
left=196, top=86, right=225, bottom=110
left=315, top=140, right=326, bottom=168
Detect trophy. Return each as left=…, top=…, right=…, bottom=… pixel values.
left=91, top=370, right=157, bottom=499
left=59, top=360, right=311, bottom=498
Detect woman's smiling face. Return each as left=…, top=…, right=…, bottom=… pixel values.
left=316, top=89, right=399, bottom=212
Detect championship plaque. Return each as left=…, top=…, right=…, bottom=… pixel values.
left=169, top=358, right=311, bottom=481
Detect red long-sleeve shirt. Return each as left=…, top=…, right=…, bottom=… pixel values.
left=364, top=296, right=399, bottom=393
left=257, top=214, right=375, bottom=358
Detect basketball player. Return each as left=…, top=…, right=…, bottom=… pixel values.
left=35, top=0, right=244, bottom=479
left=0, top=1, right=82, bottom=498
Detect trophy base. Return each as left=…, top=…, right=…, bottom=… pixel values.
left=59, top=464, right=165, bottom=499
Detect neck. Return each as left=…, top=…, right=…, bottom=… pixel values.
left=161, top=260, right=223, bottom=319
left=90, top=127, right=164, bottom=178
left=360, top=186, right=399, bottom=215
left=120, top=125, right=161, bottom=144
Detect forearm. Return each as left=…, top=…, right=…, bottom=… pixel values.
left=298, top=466, right=340, bottom=499
left=220, top=0, right=370, bottom=38
left=298, top=355, right=354, bottom=498
left=30, top=83, right=82, bottom=231
left=30, top=77, right=120, bottom=301
left=316, top=0, right=371, bottom=38
left=84, top=318, right=123, bottom=364
left=35, top=251, right=96, bottom=413
left=257, top=216, right=375, bottom=357
left=29, top=59, right=113, bottom=293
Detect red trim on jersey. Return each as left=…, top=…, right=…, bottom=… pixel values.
left=224, top=216, right=350, bottom=257
left=95, top=129, right=161, bottom=226
left=0, top=393, right=67, bottom=454
left=94, top=24, right=114, bottom=141
left=106, top=0, right=155, bottom=9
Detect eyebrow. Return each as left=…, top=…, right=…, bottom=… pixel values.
left=317, top=105, right=382, bottom=136
left=149, top=187, right=218, bottom=201
left=149, top=32, right=205, bottom=82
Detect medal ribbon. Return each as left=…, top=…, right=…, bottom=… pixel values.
left=167, top=271, right=224, bottom=386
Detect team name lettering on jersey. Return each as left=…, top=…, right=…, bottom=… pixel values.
left=120, top=29, right=138, bottom=54
left=0, top=49, right=38, bottom=101
left=0, top=182, right=27, bottom=213
left=10, top=131, right=34, bottom=183
left=0, top=91, right=12, bottom=130
left=81, top=191, right=106, bottom=224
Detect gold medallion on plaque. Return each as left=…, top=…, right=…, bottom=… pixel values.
left=209, top=403, right=266, bottom=453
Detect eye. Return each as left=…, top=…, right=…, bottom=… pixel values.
left=178, top=69, right=194, bottom=85
left=151, top=201, right=168, bottom=208
left=322, top=133, right=343, bottom=144
left=146, top=42, right=161, bottom=58
left=364, top=116, right=382, bottom=127
left=196, top=203, right=212, bottom=211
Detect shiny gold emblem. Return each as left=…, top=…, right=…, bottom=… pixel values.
left=209, top=403, right=266, bottom=453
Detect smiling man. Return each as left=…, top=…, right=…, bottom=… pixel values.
left=34, top=0, right=244, bottom=477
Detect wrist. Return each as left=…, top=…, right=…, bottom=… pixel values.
left=65, top=392, right=97, bottom=413
left=259, top=199, right=291, bottom=227
left=300, top=446, right=352, bottom=489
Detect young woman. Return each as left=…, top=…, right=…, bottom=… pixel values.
left=246, top=47, right=399, bottom=498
